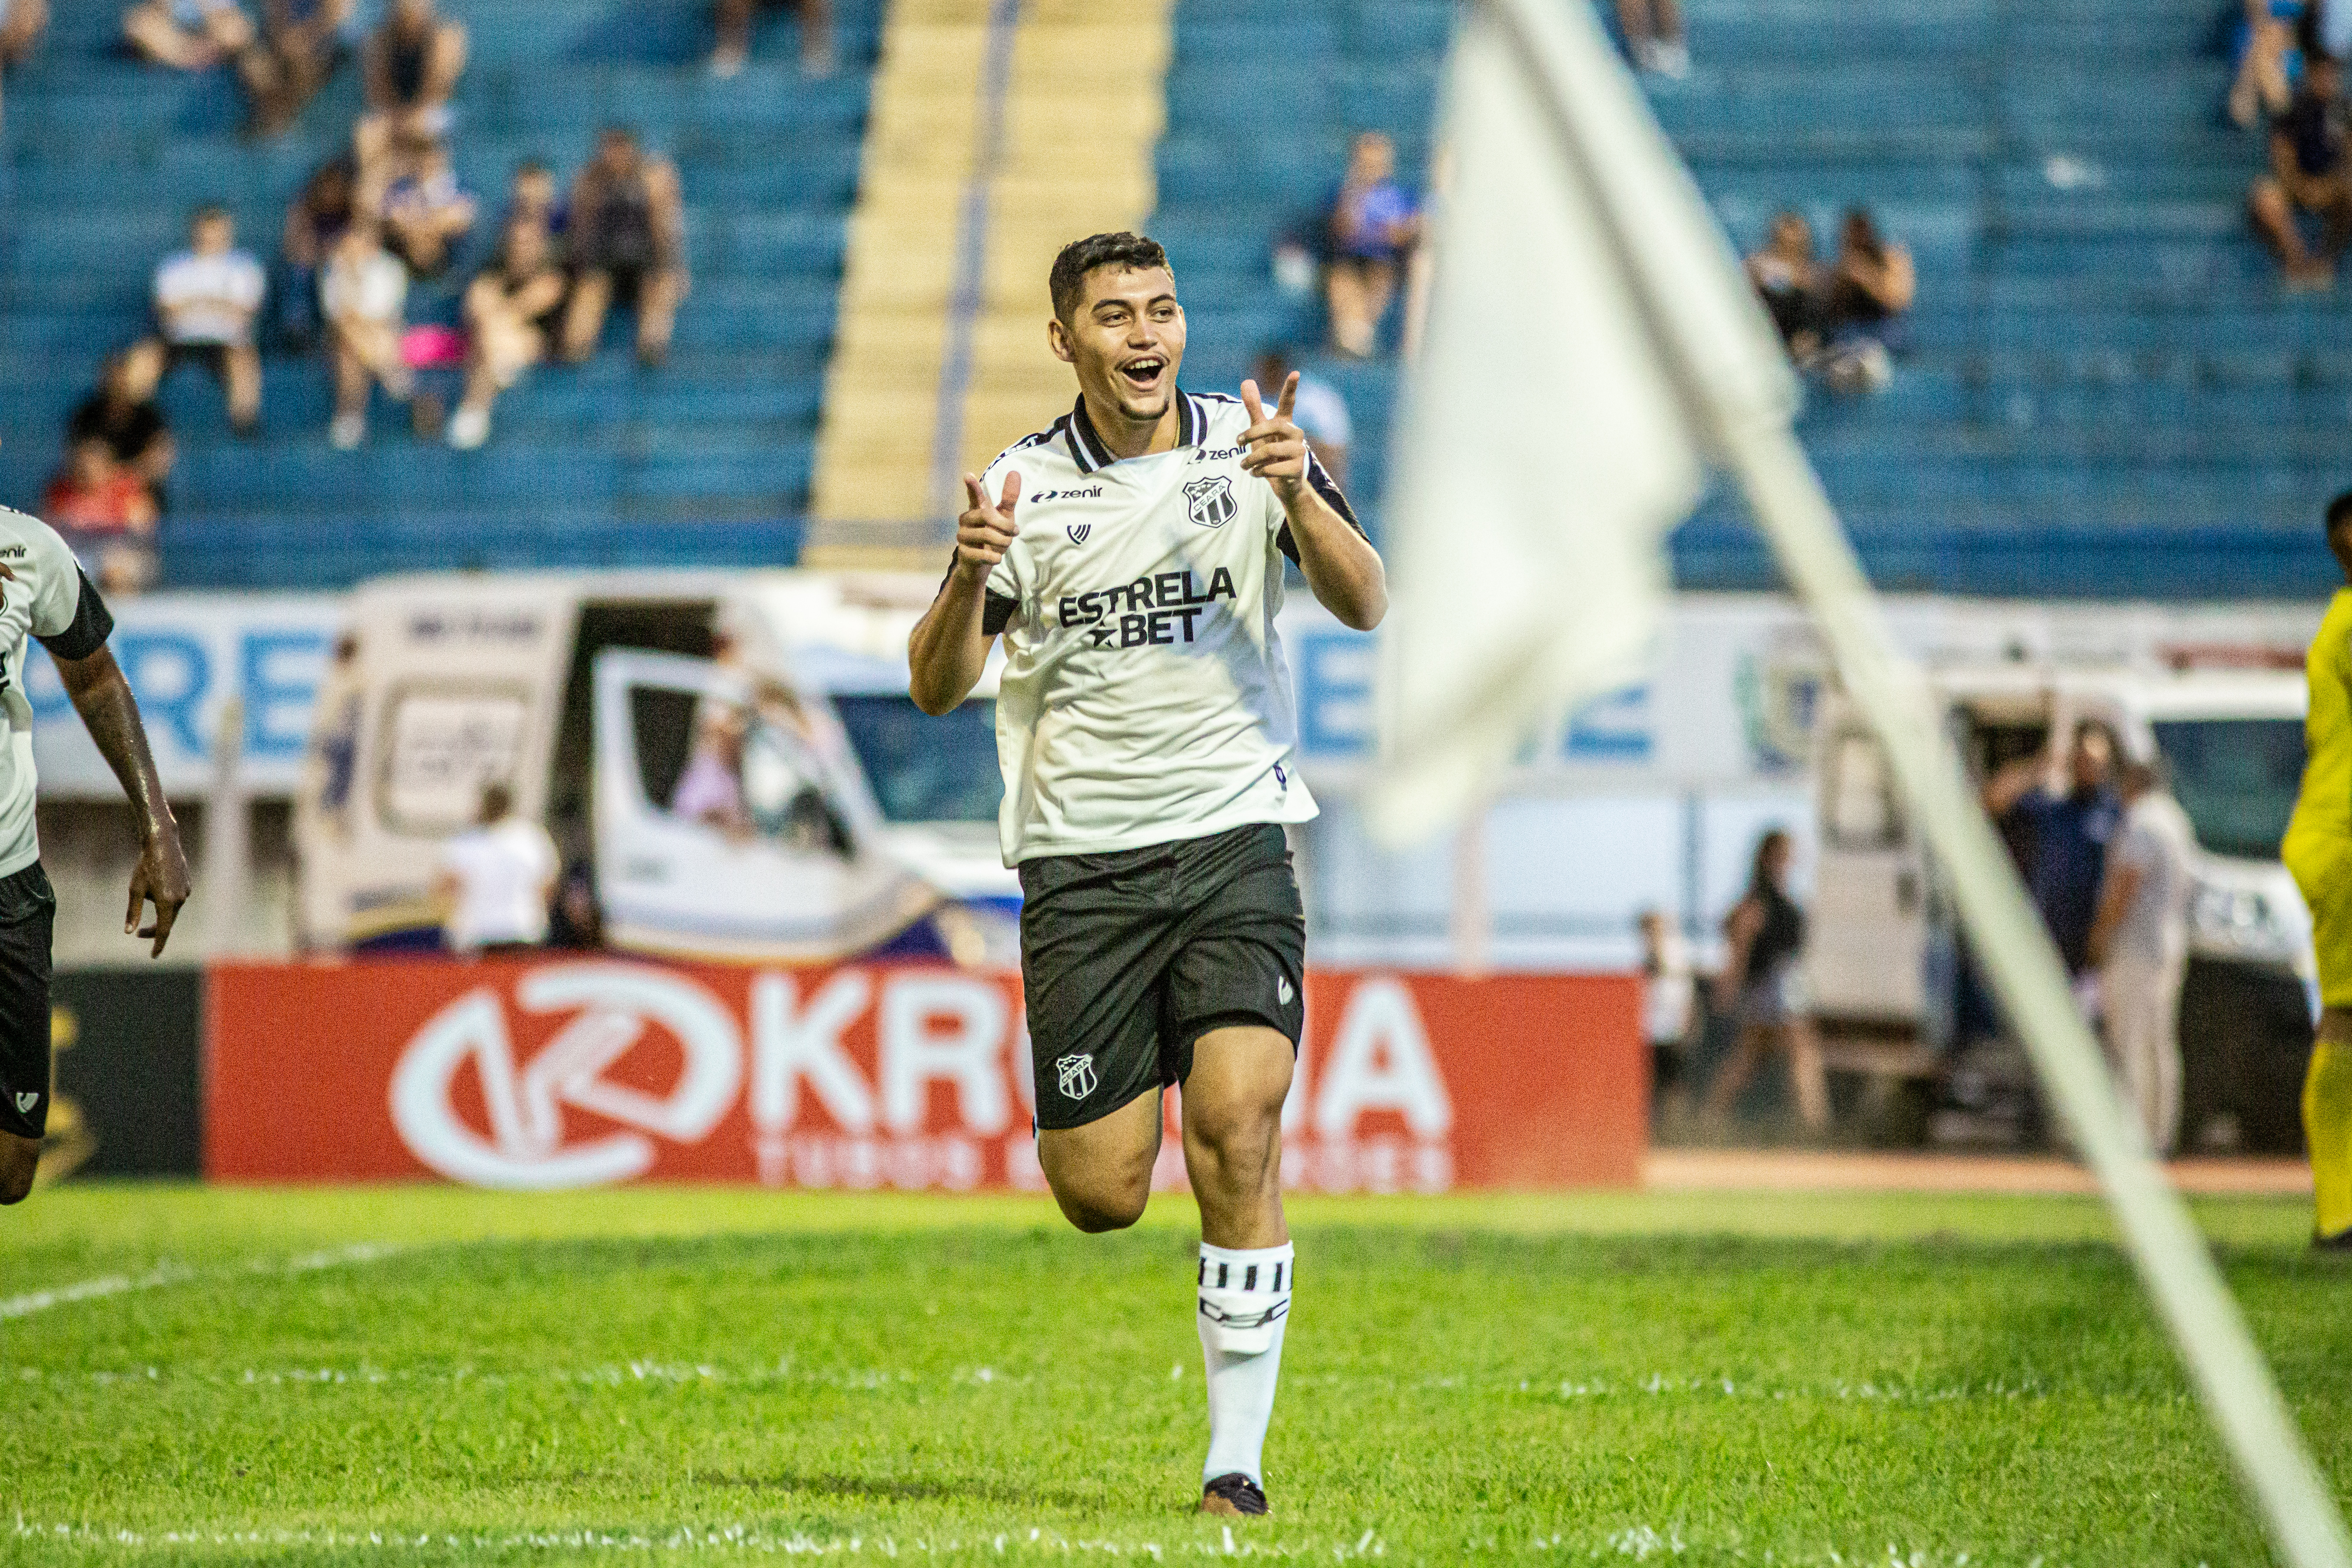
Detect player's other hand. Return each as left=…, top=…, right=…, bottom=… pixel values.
left=127, top=824, right=190, bottom=959
left=1239, top=373, right=1308, bottom=504
left=956, top=471, right=1021, bottom=578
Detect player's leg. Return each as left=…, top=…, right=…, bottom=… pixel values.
left=2287, top=827, right=2352, bottom=1243
left=1163, top=825, right=1307, bottom=1517
left=0, top=863, right=57, bottom=1207
left=1036, top=1087, right=1163, bottom=1232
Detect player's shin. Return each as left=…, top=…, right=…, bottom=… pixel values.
left=2305, top=1039, right=2352, bottom=1240
left=1197, top=1240, right=1293, bottom=1489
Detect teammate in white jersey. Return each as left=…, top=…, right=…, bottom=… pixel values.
left=0, top=506, right=191, bottom=1206
left=909, top=232, right=1386, bottom=1517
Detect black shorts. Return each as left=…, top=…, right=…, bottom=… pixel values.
left=162, top=341, right=237, bottom=381
left=0, top=863, right=57, bottom=1140
left=1019, top=822, right=1306, bottom=1131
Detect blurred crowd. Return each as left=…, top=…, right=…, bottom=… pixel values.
left=1, top=0, right=835, bottom=593
left=2241, top=3, right=2352, bottom=287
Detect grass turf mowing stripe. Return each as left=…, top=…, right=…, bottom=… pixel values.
left=1, top=1242, right=402, bottom=1322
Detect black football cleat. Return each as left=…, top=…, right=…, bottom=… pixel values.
left=2316, top=1228, right=2352, bottom=1252
left=1200, top=1473, right=1269, bottom=1517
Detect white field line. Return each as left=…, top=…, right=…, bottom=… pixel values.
left=0, top=1241, right=403, bottom=1322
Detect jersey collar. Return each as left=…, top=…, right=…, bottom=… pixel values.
left=1066, top=389, right=1200, bottom=474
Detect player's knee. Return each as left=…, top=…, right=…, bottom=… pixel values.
left=1052, top=1168, right=1151, bottom=1233
left=0, top=1147, right=37, bottom=1205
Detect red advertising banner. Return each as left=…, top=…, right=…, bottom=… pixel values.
left=204, top=959, right=1643, bottom=1190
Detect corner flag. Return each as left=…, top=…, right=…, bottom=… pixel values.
left=1370, top=0, right=1792, bottom=841
left=1378, top=3, right=2352, bottom=1565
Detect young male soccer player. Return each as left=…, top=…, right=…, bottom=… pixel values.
left=0, top=505, right=191, bottom=1206
left=2289, top=489, right=2352, bottom=1248
left=907, top=232, right=1386, bottom=1515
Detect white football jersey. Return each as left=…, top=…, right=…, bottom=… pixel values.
left=0, top=508, right=114, bottom=879
left=973, top=391, right=1363, bottom=865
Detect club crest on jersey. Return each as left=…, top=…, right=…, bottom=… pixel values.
left=1066, top=523, right=1091, bottom=545
left=1056, top=1053, right=1097, bottom=1100
left=1183, top=475, right=1236, bottom=530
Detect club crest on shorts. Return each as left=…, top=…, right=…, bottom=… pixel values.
left=1055, top=1053, right=1097, bottom=1100
left=1183, top=475, right=1236, bottom=529
left=13, top=1090, right=36, bottom=1114
left=1277, top=976, right=1294, bottom=1006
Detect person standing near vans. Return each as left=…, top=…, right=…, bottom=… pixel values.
left=2088, top=761, right=2196, bottom=1154
left=1703, top=828, right=1830, bottom=1133
left=2286, top=488, right=2352, bottom=1248
left=434, top=781, right=557, bottom=954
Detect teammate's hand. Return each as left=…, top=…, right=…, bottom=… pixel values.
left=1239, top=373, right=1309, bottom=506
left=127, top=824, right=190, bottom=959
left=956, top=471, right=1021, bottom=580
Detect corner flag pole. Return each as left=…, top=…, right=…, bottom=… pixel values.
left=1474, top=1, right=2352, bottom=1561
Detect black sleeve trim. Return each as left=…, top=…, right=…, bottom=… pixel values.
left=36, top=570, right=113, bottom=663
left=942, top=550, right=1019, bottom=636
left=1276, top=453, right=1368, bottom=565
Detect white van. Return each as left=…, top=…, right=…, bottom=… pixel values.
left=1807, top=662, right=2314, bottom=1146
left=295, top=570, right=1016, bottom=965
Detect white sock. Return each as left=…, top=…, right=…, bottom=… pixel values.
left=1196, top=1240, right=1293, bottom=1487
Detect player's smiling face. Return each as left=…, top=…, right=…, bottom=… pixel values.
left=1049, top=265, right=1186, bottom=432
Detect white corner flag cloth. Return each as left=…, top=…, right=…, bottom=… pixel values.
left=1371, top=0, right=1794, bottom=844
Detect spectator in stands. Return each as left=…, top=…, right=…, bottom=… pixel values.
left=1702, top=828, right=1830, bottom=1134
left=2229, top=0, right=2305, bottom=128
left=320, top=220, right=423, bottom=449
left=2090, top=760, right=2197, bottom=1155
left=147, top=207, right=266, bottom=435
left=67, top=342, right=174, bottom=510
left=1983, top=719, right=2123, bottom=1006
left=560, top=128, right=688, bottom=368
left=277, top=152, right=357, bottom=348
left=710, top=0, right=831, bottom=79
left=236, top=0, right=351, bottom=137
left=434, top=781, right=558, bottom=955
left=1745, top=209, right=1821, bottom=364
left=44, top=438, right=159, bottom=595
left=1253, top=346, right=1353, bottom=488
left=448, top=216, right=569, bottom=449
left=1815, top=208, right=1914, bottom=394
left=1323, top=132, right=1420, bottom=359
left=123, top=0, right=252, bottom=70
left=502, top=160, right=568, bottom=247
left=378, top=132, right=477, bottom=278
left=2250, top=51, right=2352, bottom=289
left=1617, top=0, right=1688, bottom=78
left=355, top=0, right=466, bottom=175
left=1, top=0, right=46, bottom=71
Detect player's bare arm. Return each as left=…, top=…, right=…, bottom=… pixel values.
left=55, top=644, right=189, bottom=956
left=1239, top=373, right=1386, bottom=631
left=908, top=470, right=1020, bottom=715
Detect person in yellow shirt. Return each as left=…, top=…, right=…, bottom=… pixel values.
left=2287, top=489, right=2352, bottom=1248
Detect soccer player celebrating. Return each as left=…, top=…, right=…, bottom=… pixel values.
left=2289, top=489, right=2352, bottom=1248
left=908, top=232, right=1386, bottom=1515
left=0, top=505, right=191, bottom=1206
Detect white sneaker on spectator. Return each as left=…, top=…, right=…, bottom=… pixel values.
left=330, top=411, right=365, bottom=450
left=448, top=404, right=491, bottom=450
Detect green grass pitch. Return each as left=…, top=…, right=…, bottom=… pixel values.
left=2, top=1184, right=2347, bottom=1565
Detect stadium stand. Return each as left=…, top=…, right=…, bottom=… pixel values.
left=1149, top=0, right=2349, bottom=600
left=0, top=0, right=881, bottom=587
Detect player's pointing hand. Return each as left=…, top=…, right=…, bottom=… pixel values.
left=956, top=469, right=1021, bottom=578
left=1239, top=372, right=1308, bottom=505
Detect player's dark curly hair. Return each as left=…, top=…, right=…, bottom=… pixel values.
left=1049, top=232, right=1173, bottom=324
left=2328, top=488, right=2352, bottom=540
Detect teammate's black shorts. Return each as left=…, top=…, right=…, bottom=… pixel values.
left=1019, top=822, right=1306, bottom=1131
left=0, top=863, right=57, bottom=1141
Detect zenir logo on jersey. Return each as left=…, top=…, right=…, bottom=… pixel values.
left=1066, top=523, right=1091, bottom=545
left=1183, top=475, right=1236, bottom=530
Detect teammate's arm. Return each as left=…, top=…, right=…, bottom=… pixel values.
left=53, top=645, right=190, bottom=956
left=909, top=470, right=1020, bottom=716
left=1240, top=374, right=1386, bottom=631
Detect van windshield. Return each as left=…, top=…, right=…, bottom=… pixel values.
left=832, top=694, right=1004, bottom=824
left=2150, top=717, right=2305, bottom=861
